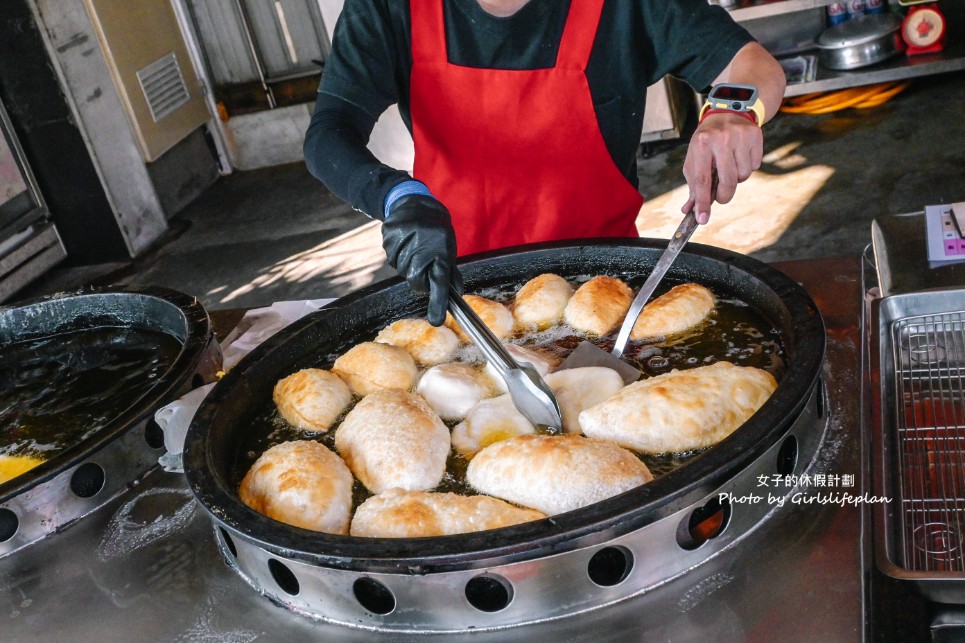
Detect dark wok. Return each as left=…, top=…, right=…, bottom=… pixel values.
left=0, top=286, right=219, bottom=503
left=184, top=239, right=825, bottom=573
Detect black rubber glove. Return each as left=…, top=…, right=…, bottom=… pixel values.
left=381, top=194, right=463, bottom=326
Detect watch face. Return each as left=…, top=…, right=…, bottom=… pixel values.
left=711, top=85, right=756, bottom=102
left=902, top=7, right=945, bottom=47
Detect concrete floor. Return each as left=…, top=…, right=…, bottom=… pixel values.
left=18, top=71, right=965, bottom=311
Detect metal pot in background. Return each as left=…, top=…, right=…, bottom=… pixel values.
left=817, top=13, right=906, bottom=70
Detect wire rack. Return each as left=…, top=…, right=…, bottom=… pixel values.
left=893, top=311, right=965, bottom=572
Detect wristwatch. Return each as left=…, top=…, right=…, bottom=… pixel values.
left=699, top=83, right=765, bottom=126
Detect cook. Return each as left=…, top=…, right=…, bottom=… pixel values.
left=304, top=0, right=786, bottom=326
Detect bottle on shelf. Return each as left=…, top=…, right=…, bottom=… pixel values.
left=827, top=2, right=848, bottom=25
left=847, top=0, right=867, bottom=19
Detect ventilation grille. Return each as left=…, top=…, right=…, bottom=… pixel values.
left=136, top=53, right=190, bottom=123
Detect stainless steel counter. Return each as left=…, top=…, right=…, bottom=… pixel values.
left=0, top=257, right=869, bottom=642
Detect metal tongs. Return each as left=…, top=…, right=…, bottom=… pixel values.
left=559, top=208, right=700, bottom=384
left=448, top=286, right=563, bottom=433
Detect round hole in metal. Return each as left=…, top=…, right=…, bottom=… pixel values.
left=587, top=546, right=633, bottom=587
left=0, top=508, right=18, bottom=542
left=777, top=435, right=798, bottom=477
left=676, top=496, right=732, bottom=551
left=268, top=558, right=300, bottom=596
left=70, top=463, right=106, bottom=498
left=218, top=527, right=237, bottom=558
left=465, top=574, right=513, bottom=613
left=353, top=577, right=395, bottom=615
left=144, top=418, right=165, bottom=449
left=816, top=377, right=827, bottom=419
left=192, top=374, right=206, bottom=390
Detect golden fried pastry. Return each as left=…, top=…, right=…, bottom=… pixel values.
left=513, top=273, right=574, bottom=330
left=466, top=434, right=653, bottom=515
left=272, top=368, right=352, bottom=432
left=563, top=276, right=633, bottom=336
left=484, top=343, right=558, bottom=394
left=350, top=488, right=546, bottom=537
left=630, top=283, right=715, bottom=340
left=579, top=361, right=778, bottom=453
left=335, top=390, right=450, bottom=493
left=544, top=367, right=625, bottom=434
left=451, top=394, right=536, bottom=457
left=445, top=295, right=514, bottom=342
left=332, top=341, right=417, bottom=396
left=375, top=318, right=461, bottom=366
left=416, top=362, right=493, bottom=421
left=238, top=440, right=353, bottom=534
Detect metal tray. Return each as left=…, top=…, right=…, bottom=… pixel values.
left=873, top=288, right=965, bottom=602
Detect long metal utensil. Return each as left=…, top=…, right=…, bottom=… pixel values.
left=448, top=286, right=563, bottom=433
left=559, top=209, right=700, bottom=384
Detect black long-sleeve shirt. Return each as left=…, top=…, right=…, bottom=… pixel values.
left=304, top=0, right=753, bottom=219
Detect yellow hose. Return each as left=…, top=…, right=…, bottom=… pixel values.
left=779, top=81, right=911, bottom=114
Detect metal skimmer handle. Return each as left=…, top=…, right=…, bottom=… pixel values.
left=611, top=209, right=699, bottom=358
left=448, top=287, right=563, bottom=432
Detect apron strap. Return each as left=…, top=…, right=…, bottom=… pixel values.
left=556, top=0, right=605, bottom=71
left=411, top=0, right=447, bottom=64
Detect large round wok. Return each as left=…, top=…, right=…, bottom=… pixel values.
left=185, top=239, right=825, bottom=575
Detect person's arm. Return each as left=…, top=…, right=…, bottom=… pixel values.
left=303, top=92, right=411, bottom=219
left=303, top=92, right=460, bottom=325
left=681, top=42, right=786, bottom=223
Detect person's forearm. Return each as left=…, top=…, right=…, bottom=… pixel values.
left=303, top=93, right=411, bottom=219
left=711, top=42, right=786, bottom=124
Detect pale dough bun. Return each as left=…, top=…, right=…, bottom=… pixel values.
left=375, top=318, right=461, bottom=366
left=451, top=394, right=536, bottom=457
left=544, top=367, right=625, bottom=434
left=416, top=362, right=493, bottom=421
left=332, top=341, right=417, bottom=396
left=630, top=283, right=715, bottom=340
left=466, top=434, right=653, bottom=515
left=445, top=295, right=514, bottom=342
left=238, top=440, right=353, bottom=534
left=335, top=390, right=450, bottom=494
left=350, top=488, right=546, bottom=537
left=273, top=368, right=352, bottom=432
left=513, top=273, right=574, bottom=330
left=485, top=343, right=558, bottom=394
left=579, top=361, right=778, bottom=453
left=563, top=276, right=633, bottom=336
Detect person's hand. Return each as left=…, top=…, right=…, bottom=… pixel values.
left=681, top=112, right=763, bottom=224
left=381, top=194, right=462, bottom=326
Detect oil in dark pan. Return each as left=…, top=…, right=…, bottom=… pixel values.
left=0, top=327, right=181, bottom=483
left=232, top=277, right=786, bottom=511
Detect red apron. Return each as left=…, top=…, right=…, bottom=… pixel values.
left=409, top=0, right=644, bottom=256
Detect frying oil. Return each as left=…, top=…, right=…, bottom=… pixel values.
left=0, top=327, right=181, bottom=479
left=234, top=276, right=786, bottom=512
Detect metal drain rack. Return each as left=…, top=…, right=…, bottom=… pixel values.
left=892, top=311, right=965, bottom=573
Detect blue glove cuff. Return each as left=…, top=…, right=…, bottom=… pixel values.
left=384, top=180, right=434, bottom=219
